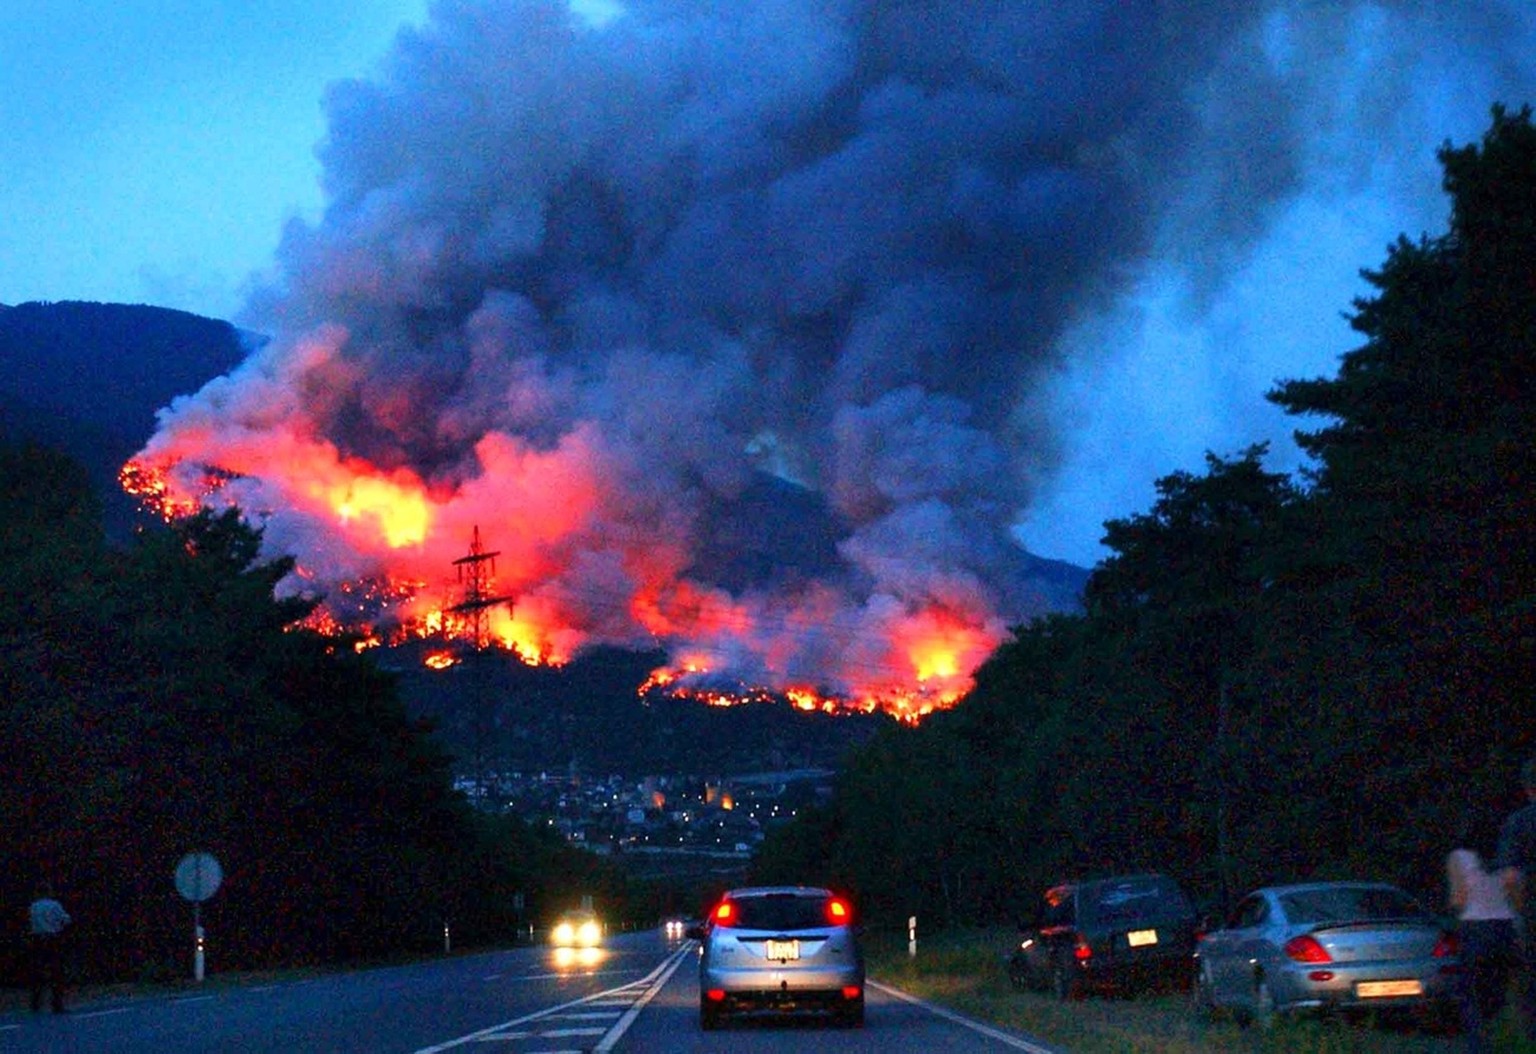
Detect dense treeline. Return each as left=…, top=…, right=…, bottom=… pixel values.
left=0, top=461, right=627, bottom=983
left=753, top=105, right=1536, bottom=925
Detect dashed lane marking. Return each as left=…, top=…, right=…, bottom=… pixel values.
left=546, top=1012, right=621, bottom=1020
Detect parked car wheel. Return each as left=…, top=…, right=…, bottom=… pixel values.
left=1052, top=960, right=1079, bottom=1001
left=839, top=994, right=865, bottom=1028
left=700, top=997, right=721, bottom=1031
left=1191, top=962, right=1217, bottom=1021
left=1247, top=976, right=1277, bottom=1030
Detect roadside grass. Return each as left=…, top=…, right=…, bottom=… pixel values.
left=867, top=925, right=1531, bottom=1054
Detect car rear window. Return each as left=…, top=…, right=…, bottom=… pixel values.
left=727, top=893, right=833, bottom=931
left=1080, top=878, right=1191, bottom=926
left=1279, top=886, right=1426, bottom=924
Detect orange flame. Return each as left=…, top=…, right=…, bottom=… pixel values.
left=121, top=436, right=1003, bottom=722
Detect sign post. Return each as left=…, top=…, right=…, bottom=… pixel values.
left=174, top=852, right=224, bottom=983
left=908, top=915, right=918, bottom=958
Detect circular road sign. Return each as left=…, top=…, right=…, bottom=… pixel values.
left=175, top=852, right=224, bottom=903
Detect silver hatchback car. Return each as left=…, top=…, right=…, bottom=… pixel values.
left=1193, top=881, right=1459, bottom=1027
left=696, top=885, right=866, bottom=1029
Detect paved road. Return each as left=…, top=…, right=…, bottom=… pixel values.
left=0, top=931, right=1063, bottom=1053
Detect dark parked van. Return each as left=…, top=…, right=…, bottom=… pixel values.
left=1008, top=873, right=1196, bottom=999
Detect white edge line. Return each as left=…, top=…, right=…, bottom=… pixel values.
left=868, top=979, right=1061, bottom=1054
left=73, top=1007, right=136, bottom=1020
left=413, top=944, right=694, bottom=1054
left=591, top=944, right=693, bottom=1054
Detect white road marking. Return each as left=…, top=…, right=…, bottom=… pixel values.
left=414, top=945, right=693, bottom=1054
left=73, top=1007, right=135, bottom=1020
left=591, top=946, right=692, bottom=1054
left=869, top=979, right=1062, bottom=1054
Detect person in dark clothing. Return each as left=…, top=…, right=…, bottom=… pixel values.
left=26, top=882, right=72, bottom=1014
left=1497, top=755, right=1536, bottom=1042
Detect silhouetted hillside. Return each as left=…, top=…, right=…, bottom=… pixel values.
left=0, top=300, right=252, bottom=540
left=388, top=642, right=888, bottom=777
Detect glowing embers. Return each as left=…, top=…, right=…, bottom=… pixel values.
left=638, top=661, right=952, bottom=724
left=423, top=651, right=459, bottom=670
left=119, top=459, right=234, bottom=521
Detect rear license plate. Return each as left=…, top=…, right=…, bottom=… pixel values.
left=1356, top=979, right=1423, bottom=998
left=1126, top=929, right=1158, bottom=947
left=765, top=939, right=800, bottom=961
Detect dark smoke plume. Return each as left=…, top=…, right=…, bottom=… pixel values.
left=137, top=0, right=1536, bottom=701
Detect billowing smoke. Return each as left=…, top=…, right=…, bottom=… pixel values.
left=133, top=0, right=1536, bottom=711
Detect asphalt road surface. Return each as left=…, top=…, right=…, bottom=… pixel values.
left=0, top=930, right=1063, bottom=1053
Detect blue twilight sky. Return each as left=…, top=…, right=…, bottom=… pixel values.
left=3, top=2, right=1535, bottom=573
left=0, top=0, right=429, bottom=319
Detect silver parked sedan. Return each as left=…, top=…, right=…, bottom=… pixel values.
left=1193, top=881, right=1459, bottom=1027
left=697, top=885, right=865, bottom=1029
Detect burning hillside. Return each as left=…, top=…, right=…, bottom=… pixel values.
left=122, top=449, right=1026, bottom=720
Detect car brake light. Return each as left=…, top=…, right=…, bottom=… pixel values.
left=826, top=897, right=852, bottom=925
left=1074, top=938, right=1091, bottom=961
left=841, top=985, right=862, bottom=999
left=1433, top=932, right=1459, bottom=958
left=713, top=900, right=737, bottom=927
left=1284, top=935, right=1332, bottom=964
left=705, top=988, right=727, bottom=1002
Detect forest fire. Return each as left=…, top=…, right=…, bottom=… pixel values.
left=120, top=446, right=1004, bottom=722
left=111, top=1, right=1100, bottom=725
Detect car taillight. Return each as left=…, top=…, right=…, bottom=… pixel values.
left=1284, top=935, right=1332, bottom=964
left=826, top=897, right=852, bottom=925
left=1074, top=937, right=1092, bottom=961
left=1433, top=932, right=1459, bottom=959
left=713, top=900, right=737, bottom=927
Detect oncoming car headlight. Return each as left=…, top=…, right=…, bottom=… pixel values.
left=552, top=915, right=602, bottom=947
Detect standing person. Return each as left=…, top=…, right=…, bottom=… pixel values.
left=1498, top=754, right=1536, bottom=1042
left=1448, top=818, right=1518, bottom=1053
left=26, top=881, right=72, bottom=1014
